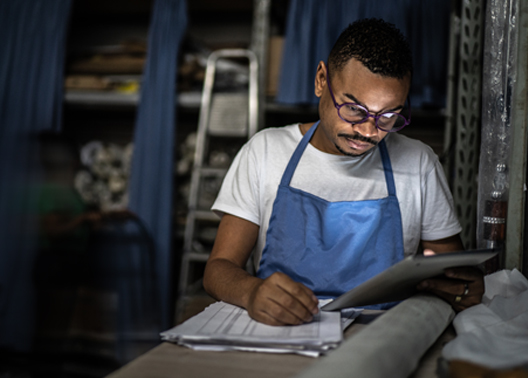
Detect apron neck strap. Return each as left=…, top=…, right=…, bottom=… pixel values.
left=280, top=121, right=397, bottom=197
left=378, top=139, right=397, bottom=197
left=280, top=122, right=318, bottom=186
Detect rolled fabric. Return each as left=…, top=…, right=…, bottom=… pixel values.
left=294, top=294, right=455, bottom=378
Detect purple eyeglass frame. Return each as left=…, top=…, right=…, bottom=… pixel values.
left=325, top=70, right=411, bottom=132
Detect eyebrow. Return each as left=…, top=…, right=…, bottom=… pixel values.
left=344, top=93, right=405, bottom=113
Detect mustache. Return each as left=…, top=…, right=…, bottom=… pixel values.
left=338, top=132, right=378, bottom=146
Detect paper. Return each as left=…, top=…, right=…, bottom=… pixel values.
left=161, top=301, right=361, bottom=357
left=318, top=298, right=361, bottom=330
left=442, top=269, right=528, bottom=369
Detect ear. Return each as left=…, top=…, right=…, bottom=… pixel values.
left=314, top=61, right=327, bottom=98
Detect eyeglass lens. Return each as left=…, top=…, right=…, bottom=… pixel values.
left=339, top=105, right=407, bottom=132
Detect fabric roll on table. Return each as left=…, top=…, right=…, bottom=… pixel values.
left=294, top=294, right=455, bottom=378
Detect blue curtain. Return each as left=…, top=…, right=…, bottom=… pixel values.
left=128, top=0, right=188, bottom=331
left=0, top=0, right=72, bottom=351
left=276, top=0, right=449, bottom=109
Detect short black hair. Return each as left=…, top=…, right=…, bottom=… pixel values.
left=328, top=18, right=413, bottom=79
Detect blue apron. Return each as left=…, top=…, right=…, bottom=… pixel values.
left=256, top=121, right=405, bottom=309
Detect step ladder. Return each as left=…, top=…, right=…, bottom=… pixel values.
left=176, top=49, right=259, bottom=323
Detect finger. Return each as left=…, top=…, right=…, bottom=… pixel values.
left=278, top=281, right=319, bottom=313
left=444, top=266, right=483, bottom=282
left=418, top=278, right=484, bottom=311
left=445, top=268, right=485, bottom=298
left=270, top=273, right=319, bottom=314
left=251, top=275, right=316, bottom=324
left=279, top=282, right=319, bottom=315
left=418, top=277, right=469, bottom=296
left=255, top=300, right=307, bottom=326
left=426, top=289, right=480, bottom=312
left=270, top=285, right=316, bottom=323
left=247, top=300, right=296, bottom=326
left=252, top=283, right=313, bottom=325
left=268, top=297, right=314, bottom=325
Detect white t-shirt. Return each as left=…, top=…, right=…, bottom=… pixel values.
left=212, top=124, right=462, bottom=269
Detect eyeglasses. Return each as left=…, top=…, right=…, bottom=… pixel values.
left=326, top=69, right=411, bottom=133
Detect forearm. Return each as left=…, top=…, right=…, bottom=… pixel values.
left=203, top=257, right=262, bottom=310
left=202, top=214, right=261, bottom=309
left=421, top=234, right=464, bottom=254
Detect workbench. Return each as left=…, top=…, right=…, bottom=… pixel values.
left=106, top=296, right=456, bottom=378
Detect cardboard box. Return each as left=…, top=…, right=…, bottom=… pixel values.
left=266, top=36, right=284, bottom=97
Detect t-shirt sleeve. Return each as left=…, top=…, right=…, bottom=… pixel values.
left=211, top=141, right=261, bottom=225
left=420, top=159, right=463, bottom=241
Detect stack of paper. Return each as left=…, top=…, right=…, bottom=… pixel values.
left=161, top=301, right=361, bottom=357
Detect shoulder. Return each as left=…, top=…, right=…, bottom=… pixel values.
left=384, top=132, right=436, bottom=155
left=226, top=124, right=302, bottom=173
left=383, top=133, right=439, bottom=172
left=242, top=124, right=301, bottom=157
left=248, top=124, right=301, bottom=146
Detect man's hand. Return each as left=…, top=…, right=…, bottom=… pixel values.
left=246, top=272, right=319, bottom=326
left=417, top=249, right=485, bottom=312
left=204, top=215, right=320, bottom=326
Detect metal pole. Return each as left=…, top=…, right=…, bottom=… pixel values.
left=505, top=0, right=527, bottom=272
left=453, top=0, right=485, bottom=249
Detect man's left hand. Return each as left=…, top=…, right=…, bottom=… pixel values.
left=417, top=263, right=485, bottom=312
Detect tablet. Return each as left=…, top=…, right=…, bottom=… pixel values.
left=321, top=248, right=498, bottom=311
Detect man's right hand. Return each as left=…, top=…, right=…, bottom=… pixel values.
left=246, top=272, right=319, bottom=326
left=203, top=214, right=319, bottom=327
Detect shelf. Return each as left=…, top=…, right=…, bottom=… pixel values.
left=65, top=90, right=139, bottom=107
left=64, top=89, right=320, bottom=114
left=188, top=210, right=220, bottom=222
left=64, top=90, right=202, bottom=108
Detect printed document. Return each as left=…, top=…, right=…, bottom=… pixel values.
left=161, top=301, right=361, bottom=357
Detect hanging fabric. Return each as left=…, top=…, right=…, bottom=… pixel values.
left=276, top=0, right=449, bottom=109
left=128, top=0, right=188, bottom=332
left=408, top=0, right=450, bottom=108
left=0, top=0, right=72, bottom=351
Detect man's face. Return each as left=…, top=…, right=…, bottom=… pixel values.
left=313, top=58, right=411, bottom=157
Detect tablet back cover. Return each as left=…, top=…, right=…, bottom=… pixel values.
left=321, top=249, right=498, bottom=311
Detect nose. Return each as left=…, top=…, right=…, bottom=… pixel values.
left=353, top=116, right=379, bottom=138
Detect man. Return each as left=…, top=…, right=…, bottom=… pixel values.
left=203, top=18, right=484, bottom=326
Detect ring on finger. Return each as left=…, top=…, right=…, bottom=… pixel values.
left=455, top=295, right=462, bottom=303
left=463, top=283, right=469, bottom=296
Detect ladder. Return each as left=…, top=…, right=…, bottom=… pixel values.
left=176, top=49, right=259, bottom=322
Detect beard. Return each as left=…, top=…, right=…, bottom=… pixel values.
left=335, top=132, right=379, bottom=157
